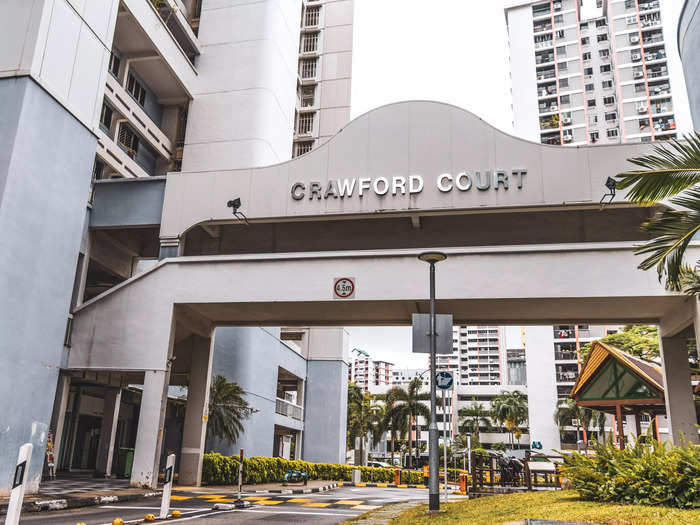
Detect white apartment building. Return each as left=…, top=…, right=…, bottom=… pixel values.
left=390, top=368, right=430, bottom=388
left=349, top=349, right=394, bottom=391
left=444, top=326, right=507, bottom=386
left=506, top=0, right=677, bottom=146
left=293, top=0, right=353, bottom=157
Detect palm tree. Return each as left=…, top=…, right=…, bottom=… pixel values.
left=368, top=400, right=387, bottom=455
left=347, top=383, right=373, bottom=466
left=458, top=398, right=492, bottom=443
left=377, top=388, right=408, bottom=466
left=615, top=133, right=700, bottom=293
left=384, top=378, right=430, bottom=468
left=554, top=398, right=607, bottom=446
left=207, top=375, right=252, bottom=445
left=491, top=391, right=528, bottom=451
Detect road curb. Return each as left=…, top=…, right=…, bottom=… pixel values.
left=338, top=482, right=428, bottom=489
left=0, top=491, right=161, bottom=516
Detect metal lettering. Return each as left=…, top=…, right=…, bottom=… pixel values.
left=455, top=172, right=472, bottom=191
left=324, top=180, right=338, bottom=199
left=475, top=171, right=490, bottom=191
left=358, top=178, right=372, bottom=197
left=291, top=182, right=305, bottom=200
left=373, top=177, right=390, bottom=195
left=495, top=170, right=508, bottom=190
left=392, top=176, right=406, bottom=195
left=437, top=173, right=452, bottom=192
left=309, top=182, right=322, bottom=200
left=337, top=178, right=356, bottom=197
left=409, top=175, right=424, bottom=194
left=513, top=169, right=527, bottom=189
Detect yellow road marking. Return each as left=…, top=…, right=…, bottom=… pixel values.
left=397, top=484, right=407, bottom=488
left=169, top=496, right=192, bottom=500
left=242, top=496, right=269, bottom=501
left=376, top=483, right=387, bottom=488
left=415, top=484, right=426, bottom=489
left=354, top=482, right=366, bottom=487
left=334, top=500, right=362, bottom=505
left=287, top=498, right=312, bottom=503
left=302, top=502, right=332, bottom=507
left=197, top=494, right=227, bottom=499
left=257, top=500, right=284, bottom=505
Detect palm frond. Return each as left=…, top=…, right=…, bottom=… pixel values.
left=615, top=133, right=700, bottom=204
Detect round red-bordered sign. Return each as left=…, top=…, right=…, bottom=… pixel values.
left=334, top=278, right=355, bottom=299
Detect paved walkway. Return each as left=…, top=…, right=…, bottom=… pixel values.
left=349, top=501, right=422, bottom=524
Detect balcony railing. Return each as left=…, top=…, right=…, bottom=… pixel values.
left=276, top=398, right=304, bottom=421
left=639, top=0, right=660, bottom=11
left=555, top=351, right=578, bottom=361
left=557, top=372, right=578, bottom=382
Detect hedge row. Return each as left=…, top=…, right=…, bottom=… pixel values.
left=560, top=438, right=700, bottom=509
left=202, top=453, right=428, bottom=485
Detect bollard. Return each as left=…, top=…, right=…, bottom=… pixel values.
left=144, top=514, right=156, bottom=521
left=159, top=454, right=176, bottom=519
left=112, top=519, right=123, bottom=525
left=393, top=467, right=401, bottom=485
left=172, top=510, right=182, bottom=519
left=459, top=471, right=468, bottom=493
left=4, top=443, right=32, bottom=525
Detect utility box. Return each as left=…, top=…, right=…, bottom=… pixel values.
left=117, top=448, right=134, bottom=479
left=352, top=469, right=361, bottom=483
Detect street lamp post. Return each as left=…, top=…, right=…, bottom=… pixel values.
left=418, top=251, right=447, bottom=512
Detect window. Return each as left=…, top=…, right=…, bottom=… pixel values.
left=297, top=112, right=314, bottom=134
left=560, top=94, right=571, bottom=104
left=118, top=124, right=139, bottom=155
left=590, top=131, right=599, bottom=142
left=108, top=52, right=120, bottom=79
left=304, top=5, right=320, bottom=26
left=126, top=72, right=146, bottom=106
left=607, top=128, right=619, bottom=138
left=588, top=98, right=597, bottom=107
left=635, top=82, right=646, bottom=93
left=553, top=14, right=563, bottom=24
left=301, top=86, right=315, bottom=107
left=556, top=45, right=566, bottom=56
left=639, top=118, right=650, bottom=130
left=602, top=80, right=613, bottom=89
left=625, top=0, right=635, bottom=8
left=92, top=158, right=105, bottom=181
left=294, top=142, right=313, bottom=156
left=559, top=78, right=569, bottom=89
left=603, top=95, right=615, bottom=105
left=300, top=58, right=317, bottom=79
left=556, top=30, right=564, bottom=38
left=597, top=34, right=608, bottom=42
left=301, top=32, right=318, bottom=53
left=557, top=61, right=568, bottom=71
left=99, top=102, right=113, bottom=132
left=605, top=112, right=617, bottom=122
left=599, top=48, right=610, bottom=58
left=580, top=22, right=589, bottom=30
left=584, top=67, right=593, bottom=77
left=581, top=36, right=590, bottom=45
left=582, top=52, right=591, bottom=60
left=589, top=114, right=598, bottom=125
left=585, top=83, right=594, bottom=91
left=600, top=64, right=611, bottom=73
left=595, top=19, right=606, bottom=28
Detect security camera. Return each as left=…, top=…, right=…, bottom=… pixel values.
left=227, top=197, right=241, bottom=212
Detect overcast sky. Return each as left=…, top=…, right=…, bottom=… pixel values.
left=345, top=0, right=692, bottom=369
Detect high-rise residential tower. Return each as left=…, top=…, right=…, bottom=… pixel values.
left=506, top=0, right=677, bottom=146
left=293, top=0, right=354, bottom=157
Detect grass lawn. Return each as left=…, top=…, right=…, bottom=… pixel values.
left=359, top=490, right=700, bottom=525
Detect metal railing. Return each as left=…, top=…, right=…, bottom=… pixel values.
left=276, top=398, right=303, bottom=421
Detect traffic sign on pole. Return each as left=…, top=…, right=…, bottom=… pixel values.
left=435, top=371, right=454, bottom=390
left=159, top=454, right=175, bottom=519
left=5, top=443, right=32, bottom=525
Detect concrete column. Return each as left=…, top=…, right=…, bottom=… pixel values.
left=625, top=414, right=638, bottom=440
left=659, top=334, right=699, bottom=444
left=50, top=376, right=71, bottom=470
left=95, top=388, right=122, bottom=477
left=179, top=336, right=214, bottom=486
left=131, top=369, right=171, bottom=488
left=523, top=326, right=561, bottom=452
left=295, top=430, right=303, bottom=460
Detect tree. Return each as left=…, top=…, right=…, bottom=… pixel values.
left=580, top=325, right=659, bottom=362
left=384, top=378, right=430, bottom=468
left=491, top=391, right=528, bottom=450
left=554, top=398, right=607, bottom=445
left=615, top=133, right=700, bottom=294
left=458, top=398, right=492, bottom=443
left=377, top=387, right=408, bottom=466
left=207, top=375, right=252, bottom=445
left=347, top=383, right=373, bottom=466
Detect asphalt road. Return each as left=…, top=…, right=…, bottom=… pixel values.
left=18, top=486, right=452, bottom=524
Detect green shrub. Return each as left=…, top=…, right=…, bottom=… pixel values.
left=559, top=438, right=700, bottom=509
left=201, top=453, right=427, bottom=485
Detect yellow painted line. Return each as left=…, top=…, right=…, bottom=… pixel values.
left=242, top=496, right=269, bottom=501
left=397, top=484, right=408, bottom=488
left=197, top=494, right=227, bottom=499
left=376, top=483, right=387, bottom=488
left=415, top=484, right=426, bottom=489
left=334, top=500, right=362, bottom=505
left=287, top=498, right=312, bottom=503
left=257, top=500, right=284, bottom=505
left=302, top=502, right=332, bottom=507
left=354, top=482, right=366, bottom=487
left=354, top=504, right=380, bottom=511
left=169, top=496, right=192, bottom=500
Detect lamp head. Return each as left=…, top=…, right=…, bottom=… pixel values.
left=605, top=177, right=617, bottom=191
left=418, top=251, right=447, bottom=264
left=227, top=197, right=242, bottom=212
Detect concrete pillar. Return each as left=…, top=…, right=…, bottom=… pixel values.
left=95, top=388, right=122, bottom=477
left=179, top=336, right=214, bottom=486
left=50, top=376, right=71, bottom=470
left=295, top=430, right=303, bottom=460
left=659, top=334, right=699, bottom=444
left=523, top=326, right=562, bottom=452
left=625, top=414, right=638, bottom=440
left=131, top=370, right=171, bottom=488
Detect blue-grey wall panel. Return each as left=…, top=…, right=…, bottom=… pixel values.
left=303, top=360, right=348, bottom=464
left=90, top=177, right=165, bottom=228
left=0, top=77, right=95, bottom=493
left=208, top=327, right=307, bottom=458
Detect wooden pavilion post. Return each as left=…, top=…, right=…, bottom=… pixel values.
left=615, top=404, right=625, bottom=449
left=634, top=412, right=642, bottom=440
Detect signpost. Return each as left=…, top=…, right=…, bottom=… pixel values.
left=5, top=443, right=32, bottom=525
left=333, top=277, right=355, bottom=299
left=436, top=371, right=453, bottom=503
left=159, top=454, right=175, bottom=519
left=411, top=314, right=454, bottom=354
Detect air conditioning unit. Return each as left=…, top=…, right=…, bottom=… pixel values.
left=634, top=70, right=644, bottom=79
left=637, top=104, right=648, bottom=113
left=550, top=104, right=558, bottom=111
left=553, top=1, right=562, bottom=9
left=626, top=16, right=637, bottom=24
left=630, top=34, right=640, bottom=43
left=563, top=134, right=573, bottom=142
left=632, top=53, right=642, bottom=61
left=562, top=117, right=572, bottom=125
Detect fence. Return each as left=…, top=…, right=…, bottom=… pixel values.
left=470, top=451, right=563, bottom=491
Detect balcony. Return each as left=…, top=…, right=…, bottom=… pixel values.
left=276, top=398, right=303, bottom=421
left=537, top=69, right=556, bottom=82
left=533, top=22, right=553, bottom=33
left=540, top=115, right=560, bottom=130
left=642, top=32, right=663, bottom=46
left=651, top=100, right=673, bottom=115
left=115, top=0, right=198, bottom=101
left=554, top=328, right=575, bottom=338
left=556, top=372, right=578, bottom=382
left=541, top=135, right=561, bottom=146
left=555, top=351, right=578, bottom=361
left=535, top=53, right=555, bottom=66
left=96, top=129, right=152, bottom=179
left=653, top=117, right=676, bottom=133
left=638, top=0, right=660, bottom=12
left=148, top=0, right=200, bottom=62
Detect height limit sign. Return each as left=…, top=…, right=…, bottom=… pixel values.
left=333, top=277, right=356, bottom=299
